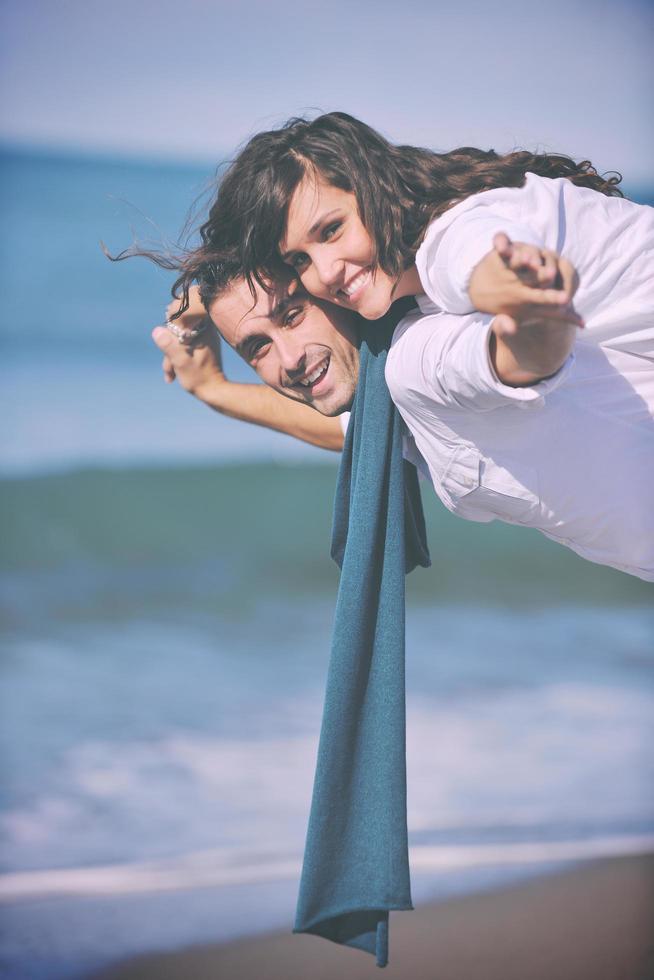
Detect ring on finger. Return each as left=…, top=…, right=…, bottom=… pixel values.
left=166, top=318, right=208, bottom=345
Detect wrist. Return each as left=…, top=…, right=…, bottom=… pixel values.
left=490, top=318, right=577, bottom=387
left=190, top=373, right=228, bottom=404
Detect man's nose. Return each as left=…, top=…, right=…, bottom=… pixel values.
left=275, top=333, right=305, bottom=376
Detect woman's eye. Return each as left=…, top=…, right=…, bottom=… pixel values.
left=323, top=221, right=342, bottom=241
left=290, top=253, right=308, bottom=270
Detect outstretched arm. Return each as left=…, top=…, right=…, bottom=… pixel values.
left=468, top=232, right=578, bottom=317
left=472, top=234, right=583, bottom=386
left=489, top=302, right=582, bottom=387
left=152, top=316, right=344, bottom=452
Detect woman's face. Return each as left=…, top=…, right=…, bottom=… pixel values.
left=280, top=173, right=406, bottom=320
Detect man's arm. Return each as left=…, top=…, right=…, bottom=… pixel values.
left=152, top=320, right=344, bottom=452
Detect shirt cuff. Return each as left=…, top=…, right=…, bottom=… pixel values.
left=481, top=318, right=576, bottom=407
left=417, top=216, right=545, bottom=314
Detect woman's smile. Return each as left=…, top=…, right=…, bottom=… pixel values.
left=337, top=266, right=372, bottom=302
left=282, top=175, right=390, bottom=317
left=282, top=174, right=418, bottom=319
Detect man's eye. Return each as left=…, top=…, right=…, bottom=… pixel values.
left=250, top=339, right=270, bottom=359
left=284, top=306, right=304, bottom=326
left=323, top=221, right=342, bottom=241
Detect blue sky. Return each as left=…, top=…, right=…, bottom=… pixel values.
left=1, top=0, right=652, bottom=184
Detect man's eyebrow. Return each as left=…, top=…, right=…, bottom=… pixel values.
left=234, top=330, right=267, bottom=359
left=234, top=295, right=299, bottom=357
left=270, top=294, right=297, bottom=321
left=281, top=210, right=341, bottom=259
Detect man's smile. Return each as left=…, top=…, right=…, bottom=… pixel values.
left=294, top=355, right=331, bottom=392
left=210, top=277, right=359, bottom=417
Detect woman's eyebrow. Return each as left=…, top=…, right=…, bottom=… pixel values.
left=281, top=210, right=341, bottom=258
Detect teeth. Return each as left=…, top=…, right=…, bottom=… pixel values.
left=341, top=268, right=371, bottom=297
left=300, top=360, right=328, bottom=387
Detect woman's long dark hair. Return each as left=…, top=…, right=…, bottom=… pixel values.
left=111, top=112, right=624, bottom=315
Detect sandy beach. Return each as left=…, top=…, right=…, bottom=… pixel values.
left=92, top=852, right=654, bottom=980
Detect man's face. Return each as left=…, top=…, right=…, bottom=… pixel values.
left=210, top=277, right=360, bottom=417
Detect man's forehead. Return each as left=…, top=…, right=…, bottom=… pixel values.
left=211, top=276, right=297, bottom=340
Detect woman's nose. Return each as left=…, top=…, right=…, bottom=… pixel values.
left=311, top=249, right=343, bottom=292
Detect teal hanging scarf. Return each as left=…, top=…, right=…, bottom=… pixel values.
left=293, top=304, right=431, bottom=967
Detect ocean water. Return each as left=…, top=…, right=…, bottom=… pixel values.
left=0, top=148, right=653, bottom=980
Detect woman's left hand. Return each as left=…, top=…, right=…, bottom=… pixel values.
left=469, top=233, right=579, bottom=316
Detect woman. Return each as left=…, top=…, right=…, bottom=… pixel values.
left=168, top=111, right=652, bottom=405
left=170, top=111, right=640, bottom=325
left=152, top=113, right=653, bottom=578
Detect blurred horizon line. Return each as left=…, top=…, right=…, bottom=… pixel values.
left=0, top=138, right=226, bottom=174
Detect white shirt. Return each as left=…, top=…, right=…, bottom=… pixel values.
left=385, top=305, right=654, bottom=580
left=341, top=177, right=654, bottom=580
left=415, top=171, right=654, bottom=357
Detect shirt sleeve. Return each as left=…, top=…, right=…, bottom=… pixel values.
left=416, top=211, right=545, bottom=314
left=430, top=315, right=575, bottom=411
left=386, top=311, right=575, bottom=415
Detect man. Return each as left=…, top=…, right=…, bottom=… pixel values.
left=152, top=249, right=654, bottom=580
left=153, top=236, right=575, bottom=443
left=152, top=275, right=351, bottom=452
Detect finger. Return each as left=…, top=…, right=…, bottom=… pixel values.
left=492, top=313, right=519, bottom=336
left=507, top=284, right=571, bottom=307
left=161, top=355, right=176, bottom=383
left=493, top=232, right=513, bottom=261
left=536, top=287, right=578, bottom=306
left=152, top=326, right=172, bottom=350
left=509, top=243, right=543, bottom=274
left=535, top=251, right=558, bottom=287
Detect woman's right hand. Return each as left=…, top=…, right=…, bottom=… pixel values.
left=469, top=233, right=579, bottom=317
